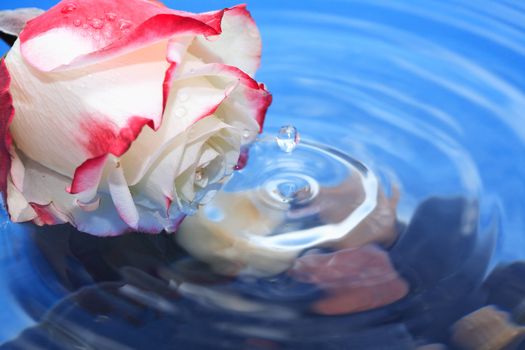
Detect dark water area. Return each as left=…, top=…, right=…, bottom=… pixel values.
left=0, top=196, right=516, bottom=349
left=1, top=0, right=525, bottom=349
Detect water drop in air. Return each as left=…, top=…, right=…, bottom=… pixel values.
left=276, top=125, right=300, bottom=153
left=61, top=3, right=77, bottom=14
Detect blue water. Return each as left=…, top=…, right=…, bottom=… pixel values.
left=1, top=0, right=525, bottom=349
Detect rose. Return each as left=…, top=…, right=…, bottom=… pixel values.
left=0, top=0, right=271, bottom=236
left=177, top=175, right=400, bottom=276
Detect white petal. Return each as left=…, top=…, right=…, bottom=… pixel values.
left=108, top=164, right=139, bottom=230
left=6, top=179, right=35, bottom=222
left=121, top=75, right=227, bottom=185
left=190, top=5, right=262, bottom=77
left=5, top=39, right=168, bottom=177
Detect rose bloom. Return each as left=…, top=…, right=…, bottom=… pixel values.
left=0, top=0, right=271, bottom=236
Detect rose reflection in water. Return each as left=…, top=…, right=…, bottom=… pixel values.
left=0, top=191, right=500, bottom=349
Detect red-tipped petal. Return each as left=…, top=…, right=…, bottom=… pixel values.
left=0, top=60, right=14, bottom=203
left=190, top=4, right=262, bottom=77
left=68, top=155, right=108, bottom=194
left=19, top=0, right=225, bottom=72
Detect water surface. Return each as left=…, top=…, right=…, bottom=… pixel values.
left=1, top=1, right=525, bottom=349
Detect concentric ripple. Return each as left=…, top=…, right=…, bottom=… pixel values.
left=1, top=0, right=525, bottom=349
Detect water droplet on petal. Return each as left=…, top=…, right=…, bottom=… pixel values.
left=243, top=130, right=251, bottom=139
left=178, top=92, right=189, bottom=102
left=119, top=19, right=133, bottom=31
left=90, top=18, right=104, bottom=29
left=276, top=125, right=300, bottom=153
left=175, top=107, right=187, bottom=118
left=61, top=3, right=77, bottom=14
left=105, top=12, right=117, bottom=21
left=82, top=23, right=89, bottom=30
left=195, top=169, right=204, bottom=182
left=73, top=19, right=82, bottom=27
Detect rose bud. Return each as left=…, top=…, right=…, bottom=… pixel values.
left=0, top=0, right=271, bottom=236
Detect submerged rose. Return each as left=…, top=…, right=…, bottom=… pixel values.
left=0, top=0, right=271, bottom=236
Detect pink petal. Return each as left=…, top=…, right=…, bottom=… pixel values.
left=5, top=40, right=167, bottom=178
left=19, top=0, right=225, bottom=72
left=29, top=202, right=68, bottom=226
left=177, top=63, right=272, bottom=132
left=68, top=155, right=108, bottom=194
left=0, top=60, right=14, bottom=203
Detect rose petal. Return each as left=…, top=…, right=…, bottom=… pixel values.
left=19, top=0, right=225, bottom=72
left=5, top=40, right=167, bottom=178
left=121, top=75, right=229, bottom=185
left=68, top=155, right=108, bottom=194
left=108, top=163, right=139, bottom=229
left=132, top=116, right=234, bottom=215
left=0, top=59, right=14, bottom=202
left=6, top=180, right=35, bottom=222
left=190, top=5, right=262, bottom=77
left=121, top=52, right=269, bottom=186
left=176, top=60, right=271, bottom=132
left=72, top=193, right=130, bottom=236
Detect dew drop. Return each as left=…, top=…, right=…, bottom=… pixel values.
left=195, top=169, right=204, bottom=182
left=90, top=18, right=104, bottom=29
left=73, top=19, right=82, bottom=27
left=276, top=125, right=300, bottom=153
left=61, top=3, right=77, bottom=14
left=243, top=129, right=252, bottom=139
left=175, top=107, right=187, bottom=118
left=105, top=12, right=117, bottom=21
left=178, top=92, right=189, bottom=102
left=82, top=23, right=89, bottom=30
left=119, top=19, right=133, bottom=31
